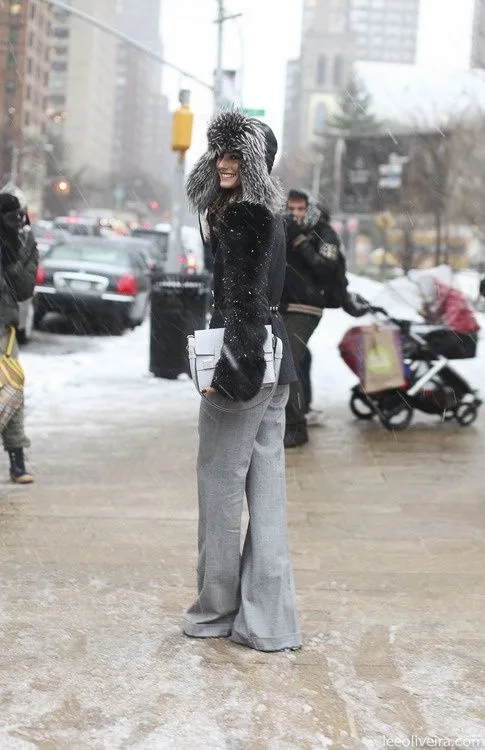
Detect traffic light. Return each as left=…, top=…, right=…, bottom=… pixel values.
left=54, top=178, right=71, bottom=195
left=149, top=200, right=160, bottom=212
left=171, top=90, right=193, bottom=153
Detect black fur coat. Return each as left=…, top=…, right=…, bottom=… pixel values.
left=209, top=202, right=275, bottom=401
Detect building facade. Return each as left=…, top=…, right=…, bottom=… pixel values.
left=0, top=0, right=53, bottom=215
left=471, top=0, right=485, bottom=68
left=112, top=0, right=171, bottom=207
left=349, top=0, right=419, bottom=65
left=48, top=0, right=118, bottom=186
left=282, top=0, right=421, bottom=158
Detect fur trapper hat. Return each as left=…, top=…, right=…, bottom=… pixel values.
left=186, top=110, right=284, bottom=214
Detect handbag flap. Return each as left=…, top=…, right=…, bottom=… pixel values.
left=194, top=327, right=224, bottom=356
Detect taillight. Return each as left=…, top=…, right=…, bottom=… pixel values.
left=116, top=274, right=137, bottom=295
left=36, top=266, right=46, bottom=285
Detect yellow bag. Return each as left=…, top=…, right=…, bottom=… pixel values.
left=0, top=327, right=24, bottom=431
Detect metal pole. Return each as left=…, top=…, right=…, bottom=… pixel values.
left=333, top=137, right=345, bottom=216
left=167, top=90, right=189, bottom=274
left=37, top=0, right=214, bottom=93
left=312, top=153, right=323, bottom=198
left=214, top=0, right=224, bottom=112
left=167, top=151, right=186, bottom=275
left=10, top=146, right=20, bottom=184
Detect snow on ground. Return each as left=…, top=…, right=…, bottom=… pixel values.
left=20, top=270, right=485, bottom=434
left=21, top=325, right=200, bottom=434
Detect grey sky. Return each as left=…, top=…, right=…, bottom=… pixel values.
left=161, top=0, right=474, bottom=164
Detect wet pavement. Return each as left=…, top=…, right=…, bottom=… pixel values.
left=1, top=331, right=484, bottom=748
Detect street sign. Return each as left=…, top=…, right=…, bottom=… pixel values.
left=243, top=108, right=266, bottom=117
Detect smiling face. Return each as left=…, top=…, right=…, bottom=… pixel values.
left=216, top=151, right=242, bottom=190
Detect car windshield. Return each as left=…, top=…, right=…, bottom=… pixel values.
left=48, top=243, right=130, bottom=266
left=132, top=230, right=168, bottom=254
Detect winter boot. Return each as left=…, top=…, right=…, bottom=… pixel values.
left=284, top=424, right=309, bottom=449
left=8, top=449, right=34, bottom=484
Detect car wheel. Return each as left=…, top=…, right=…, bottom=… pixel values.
left=33, top=305, right=45, bottom=330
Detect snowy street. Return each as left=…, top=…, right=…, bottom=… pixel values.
left=1, top=275, right=484, bottom=748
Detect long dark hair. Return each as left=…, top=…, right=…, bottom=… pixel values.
left=207, top=186, right=242, bottom=231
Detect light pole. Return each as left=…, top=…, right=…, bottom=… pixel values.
left=213, top=0, right=242, bottom=112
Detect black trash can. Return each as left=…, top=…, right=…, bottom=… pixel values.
left=149, top=272, right=211, bottom=379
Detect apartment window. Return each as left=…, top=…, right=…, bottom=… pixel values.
left=9, top=27, right=19, bottom=44
left=5, top=81, right=16, bottom=94
left=27, top=58, right=33, bottom=74
left=26, top=84, right=31, bottom=100
left=329, top=12, right=346, bottom=33
left=313, top=102, right=327, bottom=136
left=30, top=2, right=36, bottom=18
left=44, top=71, right=49, bottom=86
left=316, top=54, right=326, bottom=85
left=333, top=55, right=343, bottom=86
left=54, top=46, right=68, bottom=56
left=7, top=51, right=16, bottom=69
left=50, top=95, right=66, bottom=107
left=28, top=32, right=34, bottom=47
left=25, top=112, right=30, bottom=127
left=50, top=75, right=64, bottom=90
left=52, top=61, right=67, bottom=72
left=54, top=27, right=69, bottom=38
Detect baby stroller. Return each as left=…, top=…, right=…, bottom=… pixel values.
left=340, top=307, right=482, bottom=431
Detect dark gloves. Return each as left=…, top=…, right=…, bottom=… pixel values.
left=343, top=292, right=371, bottom=318
left=284, top=214, right=305, bottom=245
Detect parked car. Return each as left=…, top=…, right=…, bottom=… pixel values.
left=110, top=235, right=161, bottom=273
left=52, top=216, right=103, bottom=237
left=34, top=237, right=152, bottom=335
left=32, top=222, right=71, bottom=258
left=131, top=226, right=169, bottom=268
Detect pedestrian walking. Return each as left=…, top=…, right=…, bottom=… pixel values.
left=282, top=189, right=368, bottom=447
left=0, top=193, right=38, bottom=483
left=183, top=111, right=302, bottom=652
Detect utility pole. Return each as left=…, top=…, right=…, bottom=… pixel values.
left=10, top=147, right=20, bottom=185
left=169, top=89, right=194, bottom=274
left=213, top=1, right=243, bottom=112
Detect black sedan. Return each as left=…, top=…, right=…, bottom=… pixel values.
left=34, top=237, right=152, bottom=334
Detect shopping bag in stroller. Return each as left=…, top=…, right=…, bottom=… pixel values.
left=339, top=325, right=406, bottom=394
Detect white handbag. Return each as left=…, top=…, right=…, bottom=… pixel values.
left=187, top=325, right=283, bottom=411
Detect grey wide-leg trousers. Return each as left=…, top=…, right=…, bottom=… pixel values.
left=183, top=384, right=302, bottom=652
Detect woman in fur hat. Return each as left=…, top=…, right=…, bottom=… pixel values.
left=183, top=111, right=302, bottom=652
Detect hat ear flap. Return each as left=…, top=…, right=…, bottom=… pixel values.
left=186, top=152, right=220, bottom=213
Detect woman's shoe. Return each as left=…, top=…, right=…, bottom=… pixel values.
left=8, top=449, right=34, bottom=484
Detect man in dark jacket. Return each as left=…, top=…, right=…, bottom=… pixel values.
left=0, top=192, right=38, bottom=483
left=282, top=188, right=367, bottom=448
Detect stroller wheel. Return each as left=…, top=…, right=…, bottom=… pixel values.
left=455, top=402, right=479, bottom=427
left=350, top=392, right=374, bottom=420
left=380, top=403, right=413, bottom=431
